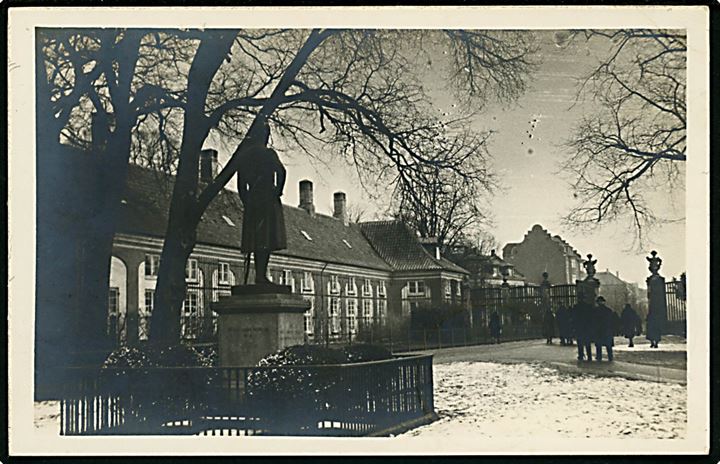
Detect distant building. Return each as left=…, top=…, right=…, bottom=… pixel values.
left=502, top=224, right=584, bottom=285
left=445, top=247, right=526, bottom=288
left=595, top=269, right=648, bottom=317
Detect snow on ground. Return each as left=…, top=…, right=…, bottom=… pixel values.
left=612, top=341, right=686, bottom=352
left=402, top=361, right=686, bottom=440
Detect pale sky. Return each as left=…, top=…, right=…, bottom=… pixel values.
left=211, top=30, right=686, bottom=287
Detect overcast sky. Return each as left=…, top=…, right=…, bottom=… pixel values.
left=213, top=30, right=686, bottom=287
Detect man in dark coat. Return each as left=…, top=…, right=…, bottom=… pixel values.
left=620, top=303, right=641, bottom=347
left=542, top=308, right=556, bottom=344
left=236, top=120, right=287, bottom=284
left=572, top=301, right=593, bottom=361
left=594, top=296, right=615, bottom=361
left=557, top=305, right=572, bottom=346
left=489, top=311, right=502, bottom=344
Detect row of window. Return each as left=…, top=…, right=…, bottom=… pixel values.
left=144, top=254, right=389, bottom=297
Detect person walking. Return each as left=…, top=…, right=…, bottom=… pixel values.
left=572, top=301, right=593, bottom=361
left=646, top=309, right=663, bottom=348
left=489, top=311, right=502, bottom=344
left=594, top=296, right=615, bottom=361
left=542, top=308, right=556, bottom=344
left=620, top=303, right=641, bottom=347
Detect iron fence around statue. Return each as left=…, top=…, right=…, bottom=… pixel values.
left=60, top=354, right=435, bottom=437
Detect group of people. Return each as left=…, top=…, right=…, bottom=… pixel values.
left=541, top=298, right=644, bottom=362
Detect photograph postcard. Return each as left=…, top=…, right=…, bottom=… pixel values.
left=6, top=5, right=710, bottom=456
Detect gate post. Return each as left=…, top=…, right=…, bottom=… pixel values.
left=646, top=250, right=668, bottom=343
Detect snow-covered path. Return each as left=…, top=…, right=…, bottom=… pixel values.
left=402, top=361, right=686, bottom=439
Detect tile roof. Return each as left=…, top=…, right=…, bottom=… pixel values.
left=358, top=221, right=468, bottom=274
left=118, top=164, right=392, bottom=271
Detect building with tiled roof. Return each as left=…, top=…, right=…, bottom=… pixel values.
left=108, top=156, right=469, bottom=346
left=445, top=247, right=526, bottom=288
left=501, top=224, right=584, bottom=285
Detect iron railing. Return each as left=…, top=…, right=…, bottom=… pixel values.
left=60, top=354, right=435, bottom=437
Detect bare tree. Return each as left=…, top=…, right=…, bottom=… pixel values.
left=390, top=121, right=497, bottom=251
left=562, top=29, right=686, bottom=246
left=39, top=28, right=538, bottom=346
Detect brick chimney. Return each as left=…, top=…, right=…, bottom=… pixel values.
left=333, top=191, right=348, bottom=225
left=419, top=237, right=441, bottom=260
left=299, top=180, right=315, bottom=215
left=200, top=149, right=218, bottom=183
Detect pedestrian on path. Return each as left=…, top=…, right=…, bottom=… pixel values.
left=557, top=305, right=572, bottom=346
left=621, top=303, right=642, bottom=347
left=572, top=301, right=593, bottom=361
left=593, top=296, right=614, bottom=361
left=489, top=311, right=502, bottom=344
left=542, top=308, right=556, bottom=344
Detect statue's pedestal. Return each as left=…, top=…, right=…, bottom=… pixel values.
left=212, top=285, right=310, bottom=367
left=576, top=278, right=600, bottom=305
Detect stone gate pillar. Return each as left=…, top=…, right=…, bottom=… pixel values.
left=645, top=250, right=667, bottom=342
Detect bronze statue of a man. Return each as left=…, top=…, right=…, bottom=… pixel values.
left=236, top=120, right=287, bottom=284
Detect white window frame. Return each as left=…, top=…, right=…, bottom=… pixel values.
left=347, top=299, right=358, bottom=334
left=329, top=275, right=341, bottom=295
left=218, top=262, right=231, bottom=285
left=445, top=280, right=452, bottom=297
left=280, top=269, right=295, bottom=292
left=407, top=280, right=426, bottom=296
left=362, top=278, right=373, bottom=297
left=301, top=271, right=314, bottom=294
left=378, top=281, right=387, bottom=297
left=145, top=254, right=160, bottom=278
left=186, top=258, right=199, bottom=282
left=377, top=299, right=387, bottom=323
left=346, top=276, right=357, bottom=296
left=330, top=297, right=341, bottom=335
left=182, top=290, right=199, bottom=316
left=303, top=296, right=314, bottom=335
left=362, top=299, right=373, bottom=326
left=144, top=289, right=154, bottom=314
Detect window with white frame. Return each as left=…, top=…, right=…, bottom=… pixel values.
left=362, top=279, right=373, bottom=297
left=445, top=280, right=452, bottom=297
left=346, top=276, right=357, bottom=296
left=280, top=269, right=295, bottom=292
left=301, top=271, right=314, bottom=293
left=182, top=291, right=199, bottom=316
left=329, top=298, right=341, bottom=335
left=144, top=289, right=154, bottom=313
left=139, top=289, right=154, bottom=341
left=303, top=296, right=314, bottom=336
left=145, top=254, right=160, bottom=277
left=329, top=275, right=340, bottom=294
left=346, top=299, right=357, bottom=334
left=181, top=290, right=200, bottom=339
left=378, top=281, right=387, bottom=297
left=362, top=299, right=373, bottom=326
left=218, top=262, right=231, bottom=285
left=186, top=258, right=198, bottom=282
left=108, top=287, right=119, bottom=315
left=407, top=280, right=426, bottom=296
left=377, top=300, right=387, bottom=323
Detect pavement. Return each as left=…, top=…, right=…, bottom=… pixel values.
left=410, top=335, right=687, bottom=385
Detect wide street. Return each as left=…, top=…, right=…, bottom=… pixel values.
left=401, top=336, right=687, bottom=440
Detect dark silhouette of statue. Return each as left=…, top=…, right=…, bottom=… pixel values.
left=583, top=254, right=597, bottom=280
left=236, top=119, right=287, bottom=285
left=647, top=250, right=662, bottom=276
